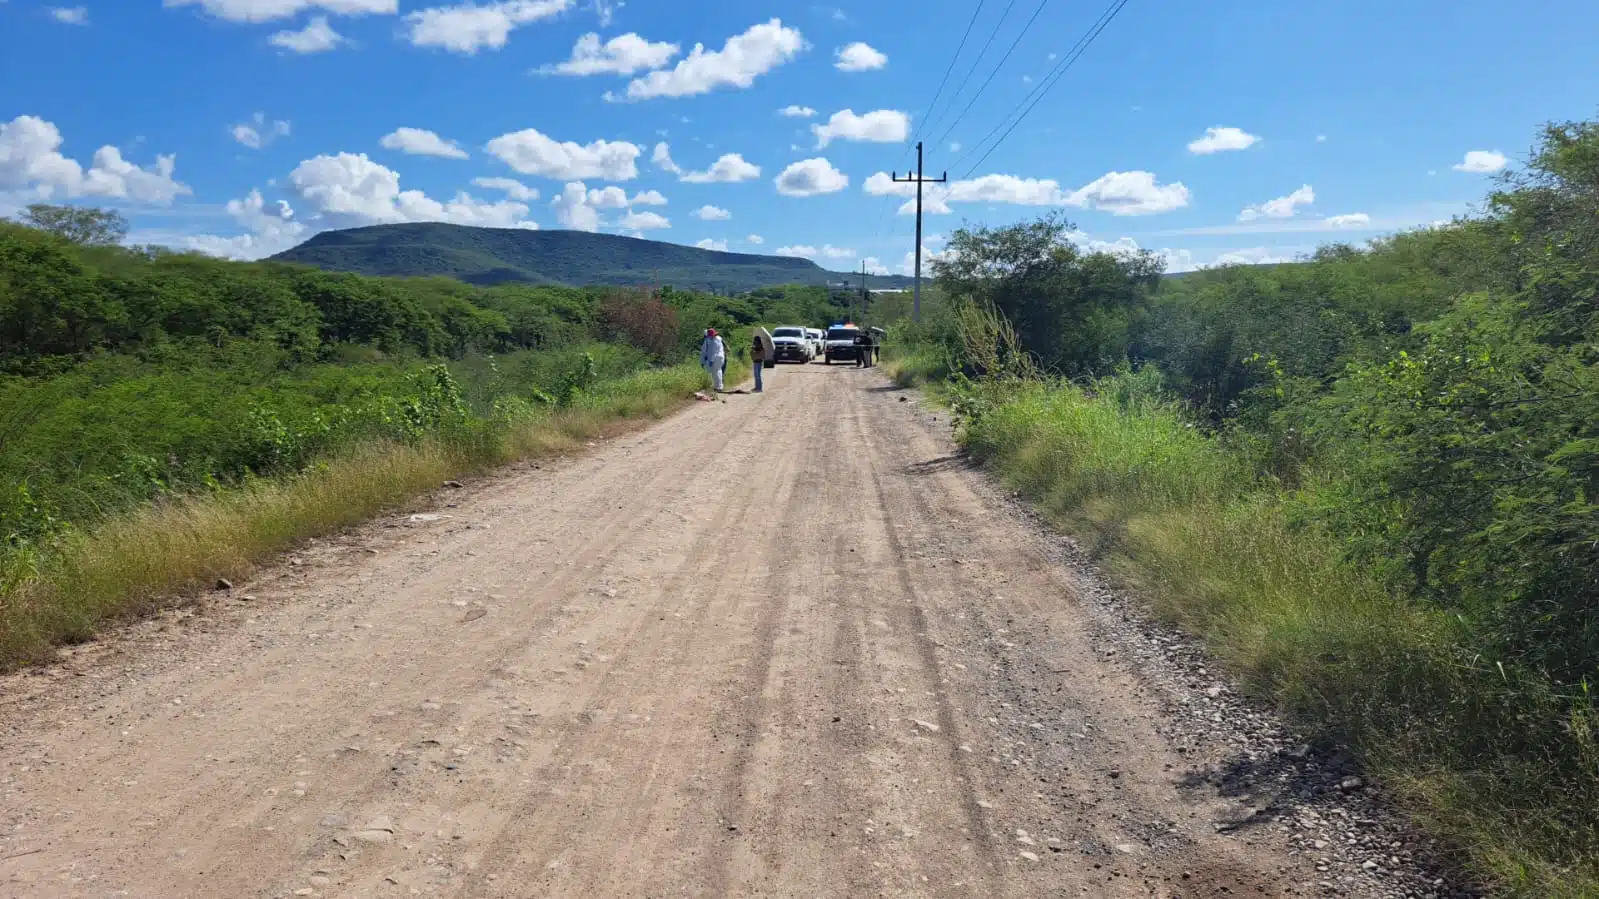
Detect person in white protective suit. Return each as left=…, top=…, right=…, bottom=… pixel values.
left=700, top=328, right=726, bottom=392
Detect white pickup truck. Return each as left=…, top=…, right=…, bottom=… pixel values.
left=770, top=326, right=814, bottom=363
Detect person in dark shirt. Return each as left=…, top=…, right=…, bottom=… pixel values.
left=751, top=332, right=767, bottom=392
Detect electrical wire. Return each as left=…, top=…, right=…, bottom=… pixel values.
left=951, top=0, right=1124, bottom=173
left=868, top=0, right=1004, bottom=275
left=918, top=0, right=1019, bottom=142
left=869, top=0, right=990, bottom=255
left=956, top=0, right=1130, bottom=179
left=932, top=0, right=1054, bottom=148
left=911, top=0, right=988, bottom=147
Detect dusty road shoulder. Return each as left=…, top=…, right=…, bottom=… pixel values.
left=1, top=364, right=1461, bottom=898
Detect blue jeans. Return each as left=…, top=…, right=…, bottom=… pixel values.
left=753, top=361, right=764, bottom=391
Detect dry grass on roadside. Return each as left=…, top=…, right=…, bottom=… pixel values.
left=956, top=377, right=1599, bottom=897
left=0, top=365, right=705, bottom=669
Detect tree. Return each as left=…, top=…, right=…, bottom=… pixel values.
left=601, top=289, right=681, bottom=359
left=20, top=205, right=129, bottom=247
left=932, top=213, right=1163, bottom=375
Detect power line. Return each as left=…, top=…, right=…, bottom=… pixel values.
left=912, top=0, right=988, bottom=146
left=957, top=0, right=1131, bottom=178
left=919, top=0, right=1019, bottom=141
left=952, top=0, right=1124, bottom=174
left=932, top=0, right=1054, bottom=148
left=869, top=0, right=991, bottom=271
left=871, top=0, right=984, bottom=254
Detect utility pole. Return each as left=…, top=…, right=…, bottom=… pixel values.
left=892, top=141, right=947, bottom=322
left=859, top=259, right=868, bottom=323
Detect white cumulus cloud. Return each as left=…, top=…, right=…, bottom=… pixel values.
left=0, top=115, right=190, bottom=204
left=680, top=152, right=760, bottom=183
left=862, top=170, right=914, bottom=197
left=868, top=170, right=1186, bottom=217
left=551, top=181, right=601, bottom=230
left=164, top=0, right=396, bottom=23
left=775, top=245, right=817, bottom=258
left=269, top=16, right=345, bottom=53
left=812, top=109, right=909, bottom=148
left=630, top=189, right=667, bottom=205
left=897, top=245, right=949, bottom=275
left=185, top=189, right=307, bottom=260
left=867, top=171, right=1069, bottom=216
left=485, top=127, right=640, bottom=180
left=820, top=244, right=853, bottom=259
left=862, top=257, right=888, bottom=275
left=380, top=127, right=469, bottom=159
left=406, top=0, right=572, bottom=54
left=834, top=41, right=885, bottom=71
left=776, top=157, right=848, bottom=196
left=232, top=112, right=291, bottom=150
left=746, top=233, right=763, bottom=244
left=1187, top=126, right=1260, bottom=155
left=1324, top=213, right=1371, bottom=228
left=779, top=105, right=816, bottom=118
left=617, top=19, right=804, bottom=100
left=651, top=141, right=681, bottom=174
left=1212, top=247, right=1292, bottom=266
left=618, top=209, right=669, bottom=230
left=695, top=237, right=729, bottom=251
left=1452, top=149, right=1507, bottom=173
left=1065, top=170, right=1190, bottom=215
left=948, top=174, right=1063, bottom=206
left=585, top=184, right=629, bottom=208
left=473, top=176, right=539, bottom=200
left=288, top=151, right=532, bottom=227
left=50, top=7, right=89, bottom=25
left=540, top=31, right=679, bottom=75
left=693, top=204, right=730, bottom=220
left=1238, top=184, right=1313, bottom=221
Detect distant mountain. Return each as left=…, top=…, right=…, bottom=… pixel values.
left=270, top=223, right=916, bottom=293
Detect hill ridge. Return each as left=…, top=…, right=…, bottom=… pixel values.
left=270, top=223, right=915, bottom=293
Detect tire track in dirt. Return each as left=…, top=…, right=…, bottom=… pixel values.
left=3, top=364, right=1354, bottom=899
left=451, top=394, right=812, bottom=896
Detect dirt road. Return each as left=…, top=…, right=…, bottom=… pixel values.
left=2, top=364, right=1335, bottom=897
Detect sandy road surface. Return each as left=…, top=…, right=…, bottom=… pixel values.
left=3, top=363, right=1327, bottom=898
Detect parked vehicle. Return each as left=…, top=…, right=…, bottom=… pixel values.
left=770, top=326, right=813, bottom=363
left=806, top=328, right=826, bottom=360
left=823, top=324, right=861, bottom=364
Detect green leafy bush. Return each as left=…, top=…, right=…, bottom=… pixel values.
left=905, top=116, right=1599, bottom=894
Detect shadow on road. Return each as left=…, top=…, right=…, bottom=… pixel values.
left=1176, top=743, right=1363, bottom=835
left=903, top=455, right=974, bottom=476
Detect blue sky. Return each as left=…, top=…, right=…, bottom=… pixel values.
left=2, top=0, right=1596, bottom=274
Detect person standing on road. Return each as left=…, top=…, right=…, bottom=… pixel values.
left=700, top=328, right=726, bottom=392
left=854, top=331, right=871, bottom=368
left=751, top=332, right=767, bottom=392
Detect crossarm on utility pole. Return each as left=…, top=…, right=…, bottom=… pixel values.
left=891, top=141, right=948, bottom=323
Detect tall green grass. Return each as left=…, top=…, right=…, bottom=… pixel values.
left=0, top=363, right=705, bottom=669
left=957, top=373, right=1599, bottom=896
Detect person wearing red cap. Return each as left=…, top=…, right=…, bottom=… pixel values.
left=699, top=327, right=726, bottom=392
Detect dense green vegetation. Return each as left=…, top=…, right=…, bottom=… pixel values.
left=271, top=222, right=915, bottom=294
left=890, top=118, right=1599, bottom=895
left=0, top=211, right=859, bottom=666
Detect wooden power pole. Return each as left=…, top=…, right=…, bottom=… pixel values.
left=892, top=141, right=947, bottom=322
left=859, top=259, right=868, bottom=322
